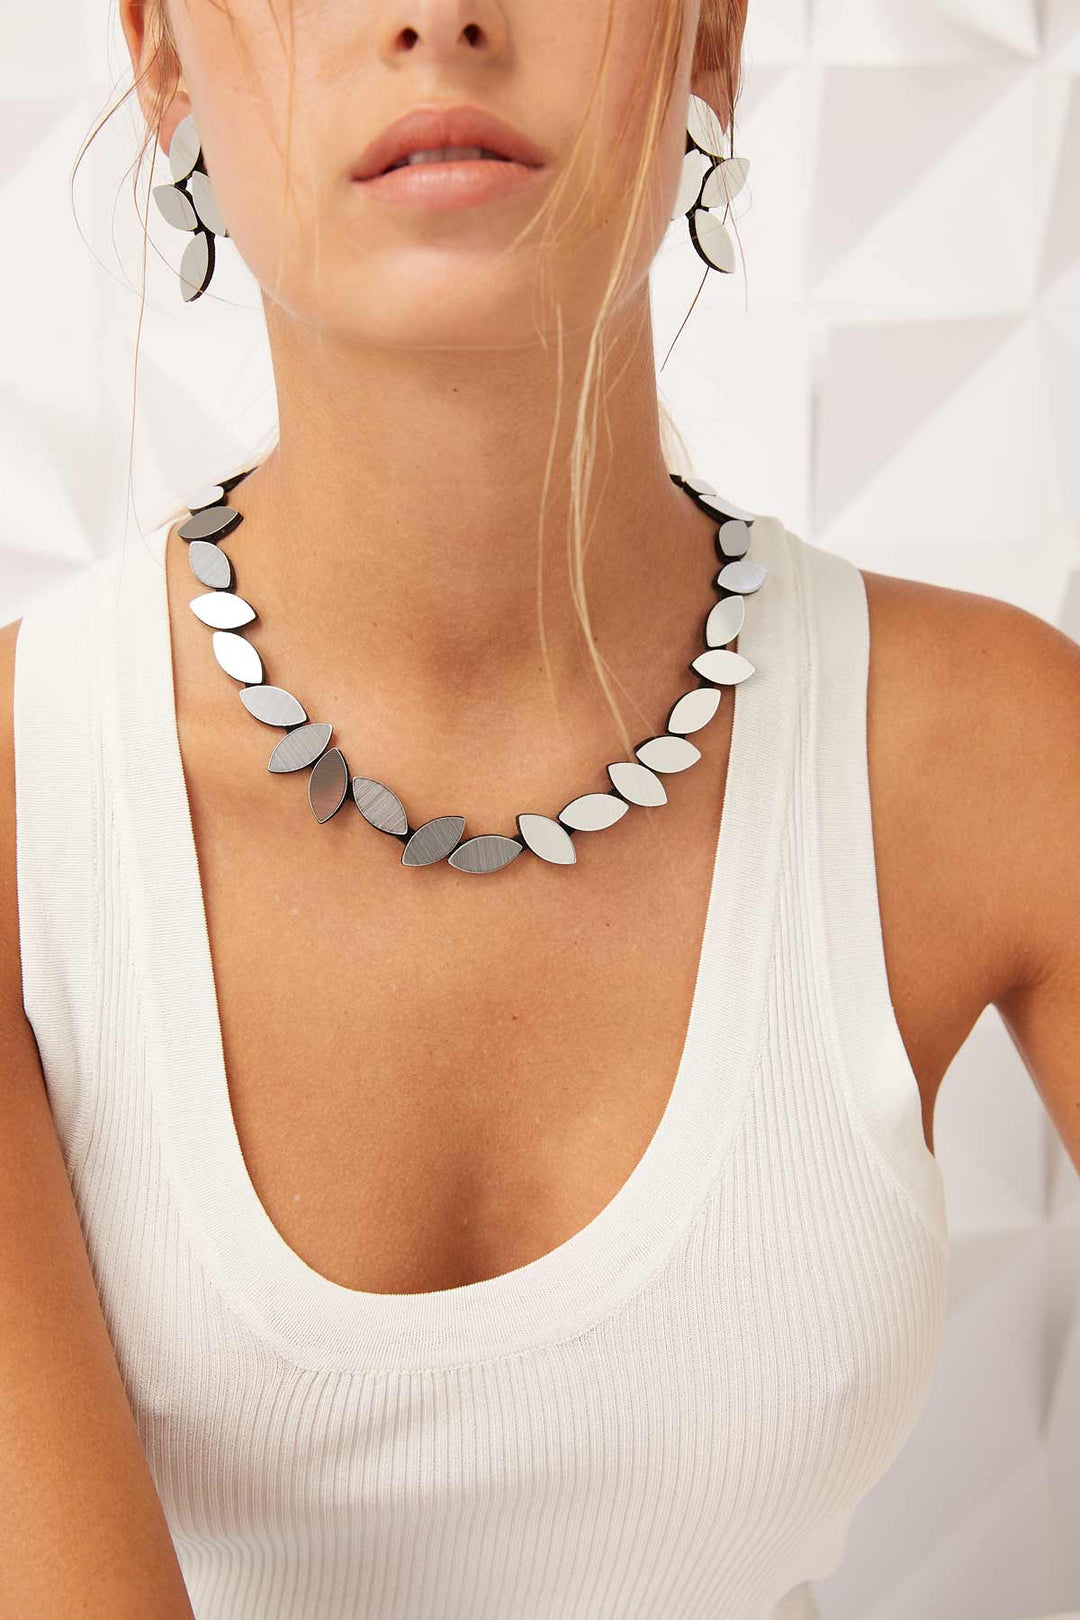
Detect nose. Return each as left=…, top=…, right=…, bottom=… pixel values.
left=377, top=0, right=508, bottom=63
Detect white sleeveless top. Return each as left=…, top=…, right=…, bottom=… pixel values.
left=12, top=506, right=949, bottom=1620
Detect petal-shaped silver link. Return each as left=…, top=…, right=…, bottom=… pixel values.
left=188, top=540, right=232, bottom=588
left=448, top=835, right=524, bottom=873
left=693, top=489, right=758, bottom=524
left=153, top=182, right=198, bottom=231
left=179, top=504, right=242, bottom=542
left=169, top=113, right=201, bottom=183
left=240, top=685, right=307, bottom=727
left=212, top=629, right=263, bottom=684
left=717, top=558, right=767, bottom=595
left=179, top=231, right=211, bottom=302
left=352, top=778, right=409, bottom=837
left=686, top=93, right=727, bottom=159
left=667, top=686, right=722, bottom=735
left=557, top=793, right=629, bottom=832
left=402, top=815, right=466, bottom=866
left=268, top=722, right=333, bottom=774
left=222, top=465, right=260, bottom=493
left=704, top=594, right=745, bottom=647
left=682, top=474, right=717, bottom=497
left=309, top=747, right=350, bottom=822
left=672, top=149, right=711, bottom=219
left=188, top=590, right=255, bottom=629
left=688, top=208, right=735, bottom=273
left=516, top=814, right=577, bottom=865
left=635, top=735, right=702, bottom=773
left=716, top=519, right=751, bottom=559
left=691, top=648, right=755, bottom=685
left=700, top=155, right=749, bottom=209
left=188, top=170, right=229, bottom=237
left=185, top=485, right=226, bottom=512
left=607, top=760, right=668, bottom=806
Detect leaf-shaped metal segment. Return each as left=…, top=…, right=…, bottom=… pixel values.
left=682, top=474, right=717, bottom=497
left=557, top=792, right=629, bottom=832
left=240, top=684, right=307, bottom=727
left=188, top=590, right=255, bottom=629
left=212, top=629, right=263, bottom=685
left=268, top=721, right=333, bottom=774
left=152, top=182, right=198, bottom=231
left=185, top=485, right=225, bottom=512
left=402, top=815, right=466, bottom=866
left=700, top=155, right=749, bottom=210
left=179, top=504, right=242, bottom=543
left=447, top=835, right=524, bottom=874
left=668, top=686, right=722, bottom=735
left=169, top=113, right=201, bottom=183
left=515, top=813, right=577, bottom=865
left=716, top=519, right=751, bottom=559
left=696, top=490, right=757, bottom=524
left=188, top=170, right=228, bottom=237
left=672, top=149, right=711, bottom=219
left=686, top=93, right=727, bottom=159
left=716, top=559, right=766, bottom=595
left=704, top=594, right=745, bottom=648
left=688, top=208, right=735, bottom=273
left=352, top=778, right=409, bottom=837
left=692, top=648, right=755, bottom=686
left=179, top=231, right=211, bottom=301
left=635, top=735, right=702, bottom=774
left=607, top=760, right=667, bottom=807
left=188, top=540, right=231, bottom=589
left=309, top=747, right=350, bottom=823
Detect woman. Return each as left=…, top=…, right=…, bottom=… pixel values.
left=0, top=1, right=1076, bottom=1616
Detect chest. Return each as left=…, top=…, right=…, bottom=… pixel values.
left=178, top=698, right=734, bottom=1296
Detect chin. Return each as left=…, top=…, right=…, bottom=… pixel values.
left=281, top=260, right=558, bottom=351
left=255, top=229, right=630, bottom=350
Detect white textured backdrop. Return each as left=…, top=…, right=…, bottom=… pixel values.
left=1, top=3, right=1077, bottom=1617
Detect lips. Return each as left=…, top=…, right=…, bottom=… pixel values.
left=352, top=104, right=547, bottom=182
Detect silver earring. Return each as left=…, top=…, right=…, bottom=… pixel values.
left=672, top=93, right=748, bottom=274
left=152, top=112, right=229, bottom=302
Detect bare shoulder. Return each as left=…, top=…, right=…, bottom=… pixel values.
left=0, top=611, right=197, bottom=1610
left=858, top=563, right=1080, bottom=1068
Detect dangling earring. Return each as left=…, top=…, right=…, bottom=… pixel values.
left=152, top=112, right=229, bottom=302
left=672, top=93, right=749, bottom=274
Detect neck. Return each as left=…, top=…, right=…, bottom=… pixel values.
left=215, top=290, right=717, bottom=745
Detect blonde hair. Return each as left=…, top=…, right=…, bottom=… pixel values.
left=77, top=0, right=743, bottom=758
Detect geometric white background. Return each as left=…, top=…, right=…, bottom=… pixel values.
left=1, top=3, right=1077, bottom=1617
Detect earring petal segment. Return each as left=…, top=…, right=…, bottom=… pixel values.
left=153, top=111, right=227, bottom=302
left=151, top=184, right=198, bottom=231
left=169, top=113, right=201, bottom=183
left=672, top=149, right=711, bottom=220
left=188, top=170, right=229, bottom=238
left=686, top=92, right=728, bottom=160
left=688, top=209, right=736, bottom=273
left=701, top=155, right=749, bottom=210
left=179, top=232, right=214, bottom=303
left=676, top=93, right=749, bottom=277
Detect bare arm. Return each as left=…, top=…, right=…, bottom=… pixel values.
left=984, top=603, right=1080, bottom=1171
left=0, top=617, right=196, bottom=1620
left=863, top=569, right=1080, bottom=1165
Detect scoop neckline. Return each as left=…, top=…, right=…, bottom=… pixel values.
left=108, top=504, right=801, bottom=1373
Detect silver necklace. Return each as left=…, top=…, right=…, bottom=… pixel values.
left=176, top=471, right=767, bottom=874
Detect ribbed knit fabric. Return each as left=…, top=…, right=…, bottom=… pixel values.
left=12, top=507, right=949, bottom=1620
